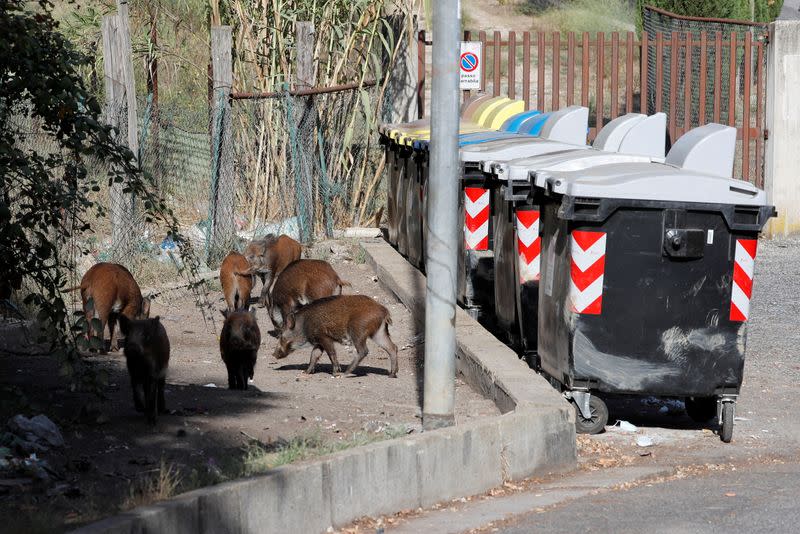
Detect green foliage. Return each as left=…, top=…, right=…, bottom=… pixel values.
left=0, top=0, right=199, bottom=385
left=637, top=0, right=785, bottom=25
left=537, top=0, right=637, bottom=33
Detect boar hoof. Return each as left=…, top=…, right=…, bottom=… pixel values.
left=388, top=372, right=398, bottom=378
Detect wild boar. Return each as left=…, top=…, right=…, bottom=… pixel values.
left=72, top=262, right=150, bottom=352
left=242, top=234, right=302, bottom=308
left=220, top=252, right=255, bottom=312
left=273, top=295, right=398, bottom=377
left=119, top=315, right=170, bottom=425
left=269, top=259, right=350, bottom=330
left=220, top=308, right=261, bottom=390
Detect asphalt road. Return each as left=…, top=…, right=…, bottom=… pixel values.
left=498, top=460, right=800, bottom=534
left=381, top=238, right=800, bottom=534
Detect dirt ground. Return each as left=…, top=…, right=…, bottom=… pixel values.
left=0, top=241, right=499, bottom=533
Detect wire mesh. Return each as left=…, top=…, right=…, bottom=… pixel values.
left=217, top=84, right=388, bottom=257
left=642, top=6, right=768, bottom=129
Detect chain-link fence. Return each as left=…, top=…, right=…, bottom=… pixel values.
left=642, top=5, right=768, bottom=129
left=200, top=83, right=388, bottom=262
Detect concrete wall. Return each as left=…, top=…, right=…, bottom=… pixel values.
left=764, top=20, right=800, bottom=236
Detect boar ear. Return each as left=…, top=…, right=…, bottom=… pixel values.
left=141, top=298, right=151, bottom=318
left=118, top=315, right=130, bottom=335
left=286, top=312, right=296, bottom=330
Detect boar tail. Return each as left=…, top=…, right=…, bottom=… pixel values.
left=337, top=279, right=352, bottom=294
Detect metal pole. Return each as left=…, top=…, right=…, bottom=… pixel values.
left=422, top=0, right=460, bottom=430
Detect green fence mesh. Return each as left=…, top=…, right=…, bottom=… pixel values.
left=642, top=5, right=768, bottom=130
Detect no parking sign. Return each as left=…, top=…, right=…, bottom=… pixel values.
left=460, top=42, right=482, bottom=90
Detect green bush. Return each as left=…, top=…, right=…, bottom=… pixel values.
left=637, top=0, right=784, bottom=23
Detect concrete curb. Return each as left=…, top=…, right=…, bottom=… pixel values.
left=71, top=240, right=576, bottom=534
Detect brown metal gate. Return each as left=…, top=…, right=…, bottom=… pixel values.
left=416, top=18, right=768, bottom=186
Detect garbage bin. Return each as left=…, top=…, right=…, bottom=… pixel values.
left=489, top=112, right=667, bottom=350
left=397, top=98, right=528, bottom=265
left=380, top=93, right=496, bottom=248
left=394, top=97, right=524, bottom=257
left=456, top=105, right=590, bottom=316
left=532, top=124, right=775, bottom=443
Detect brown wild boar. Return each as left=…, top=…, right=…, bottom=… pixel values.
left=269, top=259, right=350, bottom=330
left=72, top=262, right=150, bottom=352
left=242, top=234, right=302, bottom=308
left=220, top=308, right=261, bottom=390
left=220, top=252, right=254, bottom=312
left=119, top=315, right=170, bottom=425
left=273, top=295, right=398, bottom=377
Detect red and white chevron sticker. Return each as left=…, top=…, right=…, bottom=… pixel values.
left=569, top=230, right=607, bottom=315
left=464, top=187, right=490, bottom=250
left=516, top=209, right=541, bottom=283
left=730, top=238, right=757, bottom=322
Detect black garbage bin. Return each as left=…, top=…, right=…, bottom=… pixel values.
left=534, top=161, right=774, bottom=443
left=490, top=112, right=668, bottom=352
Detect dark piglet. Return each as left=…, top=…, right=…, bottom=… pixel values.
left=119, top=316, right=170, bottom=425
left=242, top=234, right=302, bottom=308
left=220, top=308, right=261, bottom=390
left=69, top=262, right=150, bottom=352
left=273, top=295, right=398, bottom=377
left=269, top=259, right=350, bottom=330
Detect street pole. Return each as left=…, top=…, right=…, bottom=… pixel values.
left=422, top=0, right=460, bottom=430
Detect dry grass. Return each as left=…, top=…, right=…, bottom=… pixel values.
left=123, top=459, right=183, bottom=510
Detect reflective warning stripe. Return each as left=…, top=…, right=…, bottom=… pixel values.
left=464, top=187, right=490, bottom=250
left=569, top=230, right=607, bottom=315
left=516, top=209, right=540, bottom=283
left=730, top=238, right=757, bottom=322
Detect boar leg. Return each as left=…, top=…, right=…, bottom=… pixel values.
left=239, top=364, right=249, bottom=390
left=157, top=378, right=167, bottom=413
left=345, top=337, right=370, bottom=376
left=145, top=378, right=158, bottom=425
left=306, top=346, right=323, bottom=374
left=131, top=378, right=145, bottom=412
left=225, top=361, right=236, bottom=389
left=258, top=271, right=272, bottom=308
left=318, top=337, right=341, bottom=375
left=372, top=323, right=399, bottom=378
left=107, top=313, right=118, bottom=352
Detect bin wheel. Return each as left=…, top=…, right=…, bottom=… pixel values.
left=720, top=401, right=734, bottom=443
left=685, top=397, right=717, bottom=423
left=574, top=395, right=609, bottom=435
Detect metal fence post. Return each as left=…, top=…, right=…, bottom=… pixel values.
left=209, top=26, right=234, bottom=264
left=422, top=0, right=460, bottom=430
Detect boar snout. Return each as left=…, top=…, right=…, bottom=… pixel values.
left=273, top=338, right=292, bottom=360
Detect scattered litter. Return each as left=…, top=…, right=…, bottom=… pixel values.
left=6, top=414, right=64, bottom=453
left=724, top=492, right=737, bottom=497
left=203, top=383, right=217, bottom=388
left=636, top=436, right=655, bottom=447
left=400, top=334, right=424, bottom=350
left=614, top=420, right=638, bottom=433
left=658, top=406, right=669, bottom=414
left=734, top=417, right=750, bottom=422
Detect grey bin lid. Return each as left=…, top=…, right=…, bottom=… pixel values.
left=499, top=150, right=658, bottom=182
left=593, top=112, right=667, bottom=158
left=664, top=123, right=736, bottom=178
left=539, top=162, right=767, bottom=207
left=460, top=105, right=590, bottom=168
left=495, top=112, right=668, bottom=181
